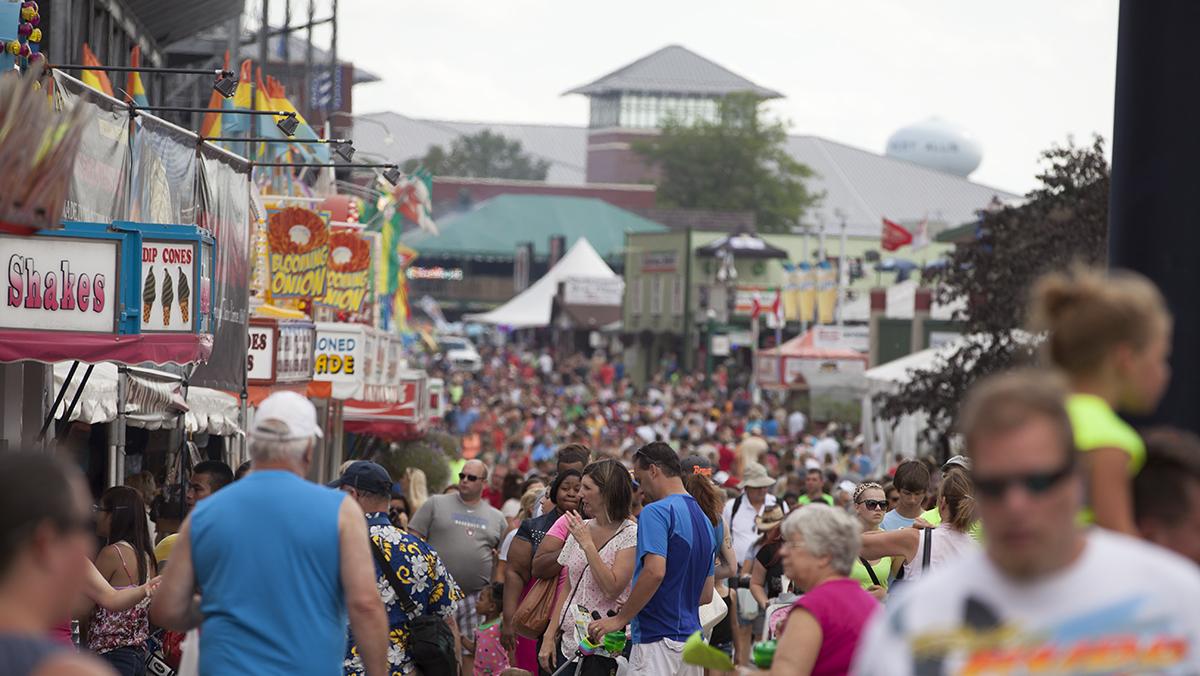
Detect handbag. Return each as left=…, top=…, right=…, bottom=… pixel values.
left=369, top=540, right=458, bottom=674
left=513, top=575, right=558, bottom=639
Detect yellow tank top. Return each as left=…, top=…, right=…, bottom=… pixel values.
left=1067, top=393, right=1145, bottom=524
left=1066, top=394, right=1145, bottom=475
left=850, top=555, right=891, bottom=589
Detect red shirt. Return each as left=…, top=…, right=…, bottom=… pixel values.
left=599, top=364, right=615, bottom=386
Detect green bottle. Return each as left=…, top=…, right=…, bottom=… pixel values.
left=602, top=630, right=627, bottom=655
left=752, top=640, right=777, bottom=669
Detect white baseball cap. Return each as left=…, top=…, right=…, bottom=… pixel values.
left=253, top=391, right=324, bottom=440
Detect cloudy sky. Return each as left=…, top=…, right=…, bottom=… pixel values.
left=295, top=0, right=1118, bottom=193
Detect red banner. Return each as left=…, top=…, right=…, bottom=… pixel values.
left=882, top=218, right=913, bottom=252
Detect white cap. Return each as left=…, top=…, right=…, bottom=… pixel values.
left=253, top=391, right=323, bottom=440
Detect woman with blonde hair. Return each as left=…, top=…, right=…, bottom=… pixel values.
left=403, top=467, right=429, bottom=516
left=849, top=482, right=890, bottom=600
left=1030, top=266, right=1172, bottom=535
left=859, top=471, right=978, bottom=584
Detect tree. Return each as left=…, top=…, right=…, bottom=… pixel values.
left=403, top=130, right=551, bottom=180
left=634, top=93, right=820, bottom=233
left=877, top=136, right=1109, bottom=448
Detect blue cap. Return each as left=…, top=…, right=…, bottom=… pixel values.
left=329, top=461, right=392, bottom=496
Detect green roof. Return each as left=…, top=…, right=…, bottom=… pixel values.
left=401, top=194, right=667, bottom=261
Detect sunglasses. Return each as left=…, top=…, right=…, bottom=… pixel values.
left=459, top=472, right=484, bottom=483
left=973, top=464, right=1074, bottom=499
left=857, top=499, right=887, bottom=511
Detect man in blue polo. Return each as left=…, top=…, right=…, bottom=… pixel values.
left=588, top=441, right=717, bottom=675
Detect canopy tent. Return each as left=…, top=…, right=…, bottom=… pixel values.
left=52, top=362, right=240, bottom=435
left=756, top=330, right=868, bottom=390
left=859, top=331, right=1036, bottom=468
left=696, top=232, right=789, bottom=259
left=466, top=238, right=617, bottom=329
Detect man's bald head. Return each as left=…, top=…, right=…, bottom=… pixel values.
left=458, top=459, right=488, bottom=503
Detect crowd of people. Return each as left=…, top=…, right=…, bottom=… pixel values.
left=2, top=265, right=1200, bottom=675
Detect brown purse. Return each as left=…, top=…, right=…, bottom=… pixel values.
left=512, top=575, right=559, bottom=639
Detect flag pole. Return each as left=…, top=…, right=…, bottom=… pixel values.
left=801, top=225, right=810, bottom=336
left=837, top=211, right=847, bottom=328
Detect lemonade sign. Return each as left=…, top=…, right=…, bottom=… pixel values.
left=318, top=228, right=371, bottom=314
left=266, top=207, right=329, bottom=299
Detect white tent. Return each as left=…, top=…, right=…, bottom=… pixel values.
left=465, top=238, right=618, bottom=329
left=860, top=338, right=967, bottom=468
left=840, top=280, right=964, bottom=322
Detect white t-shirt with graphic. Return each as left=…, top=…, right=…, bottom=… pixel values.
left=852, top=529, right=1200, bottom=675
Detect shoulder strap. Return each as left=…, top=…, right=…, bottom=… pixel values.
left=112, top=541, right=135, bottom=582
left=369, top=537, right=420, bottom=617
left=859, top=557, right=883, bottom=587
left=731, top=495, right=743, bottom=522
left=922, top=526, right=933, bottom=572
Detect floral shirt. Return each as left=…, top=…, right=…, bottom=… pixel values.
left=345, top=513, right=463, bottom=676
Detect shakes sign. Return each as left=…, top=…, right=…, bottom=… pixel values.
left=1, top=235, right=118, bottom=332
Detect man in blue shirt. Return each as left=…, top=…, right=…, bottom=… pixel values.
left=151, top=392, right=389, bottom=676
left=588, top=442, right=715, bottom=675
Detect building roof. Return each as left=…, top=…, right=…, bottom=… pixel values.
left=354, top=112, right=588, bottom=184
left=128, top=0, right=244, bottom=52
left=786, top=135, right=1017, bottom=236
left=164, top=27, right=381, bottom=85
left=357, top=113, right=1019, bottom=237
left=401, top=194, right=667, bottom=261
left=566, top=45, right=783, bottom=99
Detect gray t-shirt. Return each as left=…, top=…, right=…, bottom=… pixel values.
left=410, top=493, right=505, bottom=596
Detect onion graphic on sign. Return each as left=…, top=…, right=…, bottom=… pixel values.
left=266, top=207, right=330, bottom=300
left=142, top=267, right=156, bottom=323
left=320, top=229, right=371, bottom=315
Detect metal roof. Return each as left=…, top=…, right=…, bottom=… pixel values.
left=401, top=194, right=667, bottom=261
left=565, top=45, right=783, bottom=99
left=126, top=0, right=244, bottom=50
left=356, top=113, right=1019, bottom=238
left=786, top=136, right=1019, bottom=237
left=353, top=113, right=588, bottom=184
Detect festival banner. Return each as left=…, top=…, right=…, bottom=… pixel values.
left=266, top=207, right=329, bottom=300
left=798, top=262, right=816, bottom=323
left=816, top=260, right=837, bottom=324
left=318, top=228, right=372, bottom=316
left=781, top=262, right=800, bottom=322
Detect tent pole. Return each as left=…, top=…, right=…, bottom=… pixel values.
left=37, top=361, right=78, bottom=442
left=55, top=364, right=95, bottom=442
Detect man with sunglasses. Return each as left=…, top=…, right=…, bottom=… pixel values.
left=410, top=458, right=505, bottom=671
left=854, top=371, right=1200, bottom=675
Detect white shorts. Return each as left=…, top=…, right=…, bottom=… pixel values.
left=631, top=639, right=702, bottom=676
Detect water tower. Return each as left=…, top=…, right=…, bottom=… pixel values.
left=885, top=117, right=983, bottom=177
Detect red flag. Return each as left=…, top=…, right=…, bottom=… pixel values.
left=750, top=294, right=763, bottom=320
left=882, top=218, right=913, bottom=252
left=770, top=289, right=782, bottom=318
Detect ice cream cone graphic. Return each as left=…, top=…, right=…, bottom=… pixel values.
left=161, top=269, right=174, bottom=328
left=142, top=267, right=155, bottom=324
left=178, top=269, right=190, bottom=325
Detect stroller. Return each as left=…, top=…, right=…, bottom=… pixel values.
left=549, top=606, right=629, bottom=676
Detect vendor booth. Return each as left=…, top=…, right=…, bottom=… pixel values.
left=755, top=330, right=869, bottom=390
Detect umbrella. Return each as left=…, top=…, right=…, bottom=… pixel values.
left=696, top=232, right=789, bottom=259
